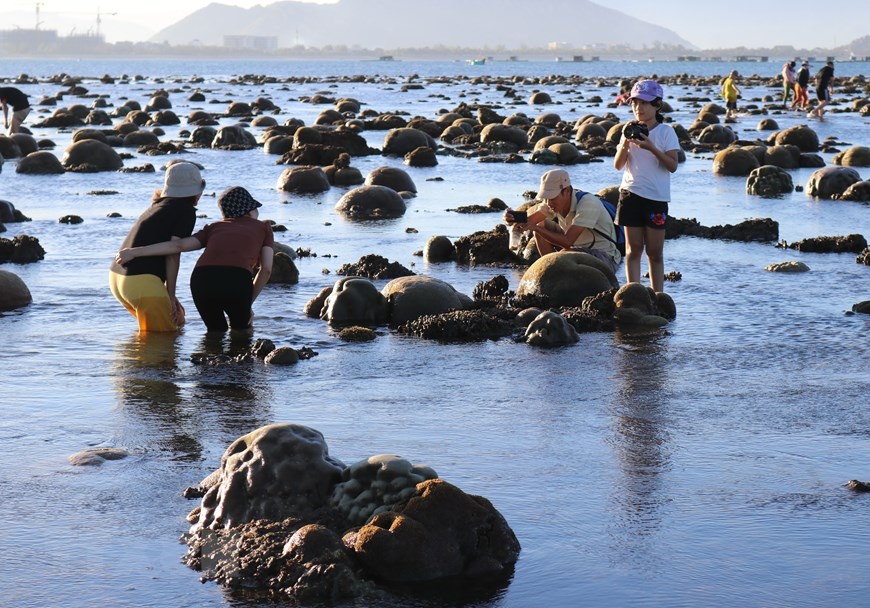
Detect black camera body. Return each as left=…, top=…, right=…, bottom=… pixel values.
left=510, top=210, right=528, bottom=224
left=623, top=121, right=649, bottom=141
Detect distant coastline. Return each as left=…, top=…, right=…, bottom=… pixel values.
left=2, top=24, right=869, bottom=64
left=0, top=43, right=867, bottom=64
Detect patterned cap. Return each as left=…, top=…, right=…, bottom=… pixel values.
left=218, top=186, right=262, bottom=219
left=629, top=79, right=663, bottom=102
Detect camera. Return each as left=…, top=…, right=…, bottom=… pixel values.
left=623, top=121, right=649, bottom=140
left=510, top=210, right=528, bottom=224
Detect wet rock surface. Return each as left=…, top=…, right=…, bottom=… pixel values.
left=666, top=217, right=779, bottom=242
left=0, top=268, right=33, bottom=310
left=765, top=261, right=810, bottom=272
left=183, top=424, right=520, bottom=604
left=0, top=234, right=46, bottom=264
left=781, top=234, right=868, bottom=253
left=336, top=254, right=414, bottom=280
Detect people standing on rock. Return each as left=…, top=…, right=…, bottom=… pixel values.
left=0, top=86, right=31, bottom=134
left=781, top=60, right=797, bottom=108
left=792, top=61, right=810, bottom=111
left=116, top=186, right=274, bottom=333
left=612, top=79, right=680, bottom=293
left=720, top=70, right=741, bottom=120
left=808, top=60, right=835, bottom=119
left=503, top=168, right=622, bottom=279
left=110, top=162, right=204, bottom=332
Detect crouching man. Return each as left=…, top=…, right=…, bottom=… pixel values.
left=504, top=169, right=622, bottom=279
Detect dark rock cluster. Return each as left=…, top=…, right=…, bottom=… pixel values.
left=182, top=424, right=520, bottom=604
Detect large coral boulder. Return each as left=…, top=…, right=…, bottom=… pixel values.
left=16, top=151, right=65, bottom=175
left=335, top=185, right=406, bottom=219
left=0, top=135, right=22, bottom=158
left=837, top=180, right=870, bottom=201
left=324, top=153, right=364, bottom=186
left=364, top=166, right=416, bottom=193
left=833, top=146, right=870, bottom=167
left=0, top=234, right=46, bottom=264
left=774, top=125, right=819, bottom=152
left=612, top=283, right=671, bottom=326
left=713, top=146, right=760, bottom=176
left=698, top=124, right=737, bottom=146
left=746, top=165, right=793, bottom=197
left=383, top=128, right=437, bottom=156
left=344, top=479, right=521, bottom=582
left=269, top=251, right=300, bottom=284
left=188, top=126, right=217, bottom=146
left=525, top=310, right=579, bottom=347
left=479, top=124, right=528, bottom=148
left=211, top=124, right=257, bottom=149
left=191, top=423, right=345, bottom=532
left=11, top=133, right=38, bottom=156
left=763, top=144, right=801, bottom=169
left=317, top=276, right=389, bottom=325
left=0, top=269, right=32, bottom=310
left=182, top=425, right=521, bottom=604
left=423, top=235, right=456, bottom=262
left=548, top=142, right=585, bottom=164
left=382, top=275, right=472, bottom=325
left=453, top=224, right=516, bottom=266
left=806, top=166, right=862, bottom=199
left=404, top=146, right=438, bottom=167
left=61, top=139, right=123, bottom=172
left=0, top=200, right=16, bottom=223
left=329, top=455, right=438, bottom=525
left=517, top=251, right=618, bottom=306
left=276, top=165, right=330, bottom=193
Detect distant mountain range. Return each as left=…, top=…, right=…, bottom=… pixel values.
left=150, top=0, right=696, bottom=51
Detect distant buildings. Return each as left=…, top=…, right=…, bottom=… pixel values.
left=223, top=35, right=278, bottom=51
left=0, top=27, right=106, bottom=53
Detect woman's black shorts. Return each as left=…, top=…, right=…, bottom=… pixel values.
left=615, top=189, right=669, bottom=230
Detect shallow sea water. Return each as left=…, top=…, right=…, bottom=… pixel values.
left=1, top=58, right=869, bottom=607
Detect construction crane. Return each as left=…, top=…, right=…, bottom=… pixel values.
left=94, top=8, right=117, bottom=38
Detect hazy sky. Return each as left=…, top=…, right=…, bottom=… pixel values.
left=1, top=0, right=867, bottom=49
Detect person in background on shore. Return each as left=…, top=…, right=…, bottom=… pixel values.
left=613, top=79, right=679, bottom=293
left=109, top=162, right=204, bottom=332
left=781, top=60, right=796, bottom=108
left=792, top=61, right=810, bottom=111
left=503, top=169, right=622, bottom=281
left=720, top=70, right=741, bottom=120
left=116, top=186, right=274, bottom=334
left=808, top=60, right=835, bottom=119
left=0, top=86, right=31, bottom=134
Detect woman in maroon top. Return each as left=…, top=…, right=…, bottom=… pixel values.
left=116, top=186, right=274, bottom=332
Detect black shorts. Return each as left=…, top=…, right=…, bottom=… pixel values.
left=190, top=265, right=254, bottom=332
left=615, top=190, right=668, bottom=230
left=816, top=87, right=830, bottom=102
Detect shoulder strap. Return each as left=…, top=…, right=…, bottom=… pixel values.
left=575, top=191, right=620, bottom=246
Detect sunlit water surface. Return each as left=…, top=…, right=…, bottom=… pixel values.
left=1, top=58, right=869, bottom=607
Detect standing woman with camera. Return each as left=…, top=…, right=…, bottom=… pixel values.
left=613, top=79, right=680, bottom=293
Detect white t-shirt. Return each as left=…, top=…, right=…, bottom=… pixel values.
left=529, top=190, right=621, bottom=263
left=619, top=122, right=680, bottom=202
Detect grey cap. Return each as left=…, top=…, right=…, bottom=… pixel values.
left=161, top=162, right=205, bottom=198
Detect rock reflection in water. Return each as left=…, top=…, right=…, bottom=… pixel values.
left=111, top=331, right=276, bottom=461
left=608, top=329, right=672, bottom=568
